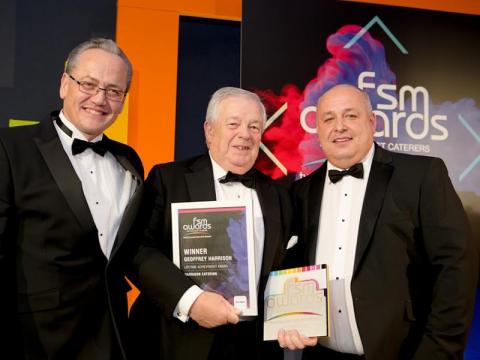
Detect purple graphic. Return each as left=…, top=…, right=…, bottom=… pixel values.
left=300, top=24, right=397, bottom=175
left=204, top=213, right=250, bottom=301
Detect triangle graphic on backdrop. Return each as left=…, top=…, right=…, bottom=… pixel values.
left=344, top=15, right=408, bottom=54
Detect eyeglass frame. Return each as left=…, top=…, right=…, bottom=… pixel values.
left=66, top=73, right=127, bottom=101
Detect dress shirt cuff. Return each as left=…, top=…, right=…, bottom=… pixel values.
left=173, top=285, right=204, bottom=322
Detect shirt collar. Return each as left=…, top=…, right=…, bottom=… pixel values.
left=326, top=143, right=375, bottom=175
left=209, top=152, right=228, bottom=181
left=58, top=110, right=103, bottom=143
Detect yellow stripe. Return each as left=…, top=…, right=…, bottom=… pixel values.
left=8, top=119, right=40, bottom=127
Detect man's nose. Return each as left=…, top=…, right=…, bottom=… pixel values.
left=238, top=124, right=251, bottom=138
left=90, top=88, right=108, bottom=105
left=333, top=118, right=346, bottom=131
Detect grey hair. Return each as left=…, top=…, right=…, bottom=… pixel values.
left=205, top=87, right=267, bottom=125
left=65, top=38, right=133, bottom=92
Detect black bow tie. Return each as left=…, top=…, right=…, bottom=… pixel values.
left=219, top=169, right=256, bottom=189
left=71, top=138, right=109, bottom=156
left=55, top=116, right=108, bottom=156
left=328, top=163, right=364, bottom=183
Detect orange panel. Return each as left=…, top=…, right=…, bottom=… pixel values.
left=117, top=0, right=241, bottom=174
left=118, top=0, right=241, bottom=20
left=117, top=7, right=179, bottom=172
left=346, top=0, right=480, bottom=14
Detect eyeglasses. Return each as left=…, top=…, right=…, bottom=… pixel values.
left=67, top=73, right=127, bottom=102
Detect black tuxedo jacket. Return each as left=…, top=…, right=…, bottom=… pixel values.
left=0, top=112, right=144, bottom=360
left=291, top=145, right=478, bottom=360
left=128, top=154, right=292, bottom=360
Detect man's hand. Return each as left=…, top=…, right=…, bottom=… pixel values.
left=278, top=329, right=318, bottom=350
left=189, top=292, right=241, bottom=328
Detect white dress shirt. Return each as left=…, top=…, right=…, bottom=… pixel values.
left=174, top=154, right=265, bottom=321
left=315, top=144, right=374, bottom=355
left=54, top=111, right=137, bottom=258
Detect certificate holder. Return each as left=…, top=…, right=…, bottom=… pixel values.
left=171, top=200, right=257, bottom=316
left=263, top=264, right=329, bottom=340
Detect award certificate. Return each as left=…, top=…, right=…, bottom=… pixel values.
left=263, top=265, right=329, bottom=340
left=171, top=200, right=257, bottom=316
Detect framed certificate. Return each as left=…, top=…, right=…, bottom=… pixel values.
left=263, top=264, right=329, bottom=340
left=171, top=200, right=257, bottom=316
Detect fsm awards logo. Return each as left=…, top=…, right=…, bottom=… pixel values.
left=182, top=217, right=212, bottom=237
left=254, top=18, right=479, bottom=194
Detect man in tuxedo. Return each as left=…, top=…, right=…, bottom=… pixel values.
left=278, top=84, right=478, bottom=359
left=128, top=87, right=292, bottom=360
left=0, top=38, right=145, bottom=359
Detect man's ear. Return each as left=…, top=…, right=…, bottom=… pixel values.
left=204, top=121, right=213, bottom=143
left=59, top=73, right=69, bottom=100
left=369, top=112, right=377, bottom=134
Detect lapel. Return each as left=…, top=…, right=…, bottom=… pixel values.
left=254, top=171, right=282, bottom=276
left=110, top=182, right=143, bottom=258
left=353, top=145, right=393, bottom=275
left=107, top=139, right=144, bottom=258
left=34, top=113, right=96, bottom=233
left=185, top=155, right=216, bottom=201
left=105, top=136, right=143, bottom=180
left=306, top=164, right=327, bottom=265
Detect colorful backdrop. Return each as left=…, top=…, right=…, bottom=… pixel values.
left=1, top=0, right=478, bottom=357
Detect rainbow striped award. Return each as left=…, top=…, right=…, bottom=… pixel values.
left=263, top=264, right=329, bottom=340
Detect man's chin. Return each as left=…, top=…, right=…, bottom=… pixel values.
left=229, top=161, right=255, bottom=174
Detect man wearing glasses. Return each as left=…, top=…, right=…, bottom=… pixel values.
left=0, top=38, right=238, bottom=360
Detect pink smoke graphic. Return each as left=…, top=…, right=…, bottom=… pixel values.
left=255, top=24, right=396, bottom=179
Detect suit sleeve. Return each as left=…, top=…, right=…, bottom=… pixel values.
left=131, top=165, right=195, bottom=317
left=413, top=158, right=479, bottom=359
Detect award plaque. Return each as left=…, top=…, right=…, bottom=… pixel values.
left=263, top=264, right=329, bottom=340
left=171, top=200, right=257, bottom=315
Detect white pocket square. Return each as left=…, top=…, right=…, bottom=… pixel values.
left=286, top=235, right=298, bottom=250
